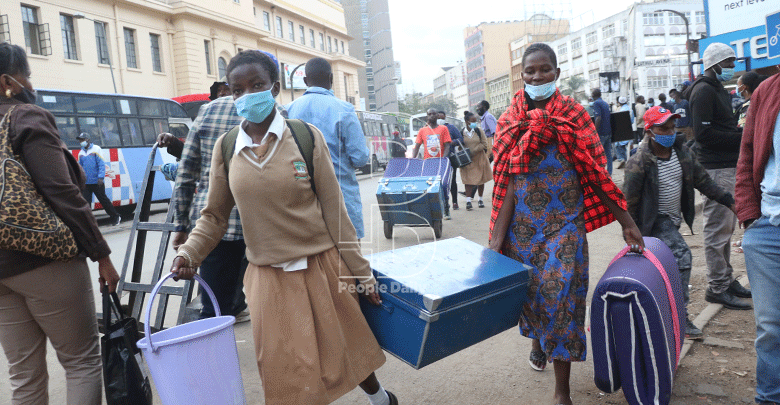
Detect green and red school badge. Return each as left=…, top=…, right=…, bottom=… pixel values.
left=293, top=161, right=308, bottom=179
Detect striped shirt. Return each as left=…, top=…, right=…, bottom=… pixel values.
left=657, top=149, right=683, bottom=225
left=173, top=96, right=243, bottom=240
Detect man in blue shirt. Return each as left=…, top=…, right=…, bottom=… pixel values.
left=76, top=133, right=121, bottom=225
left=669, top=88, right=692, bottom=141
left=591, top=88, right=613, bottom=174
left=439, top=110, right=463, bottom=210
left=286, top=57, right=370, bottom=239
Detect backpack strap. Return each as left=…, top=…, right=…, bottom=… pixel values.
left=221, top=125, right=241, bottom=177
left=285, top=119, right=316, bottom=195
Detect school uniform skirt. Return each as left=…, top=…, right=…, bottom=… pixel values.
left=243, top=246, right=386, bottom=405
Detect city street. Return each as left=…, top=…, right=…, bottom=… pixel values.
left=0, top=169, right=759, bottom=404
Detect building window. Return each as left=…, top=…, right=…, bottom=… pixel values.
left=341, top=40, right=345, bottom=54
left=319, top=33, right=324, bottom=51
left=94, top=22, right=111, bottom=64
left=571, top=37, right=581, bottom=51
left=668, top=12, right=691, bottom=25
left=253, top=7, right=256, bottom=16
left=204, top=40, right=212, bottom=75
left=644, top=34, right=665, bottom=46
left=669, top=33, right=687, bottom=45
left=328, top=36, right=332, bottom=53
left=695, top=11, right=705, bottom=24
left=602, top=24, right=615, bottom=38
left=275, top=17, right=283, bottom=38
left=647, top=76, right=669, bottom=88
left=123, top=28, right=137, bottom=68
left=60, top=14, right=78, bottom=60
left=310, top=29, right=315, bottom=48
left=299, top=25, right=305, bottom=45
left=586, top=31, right=597, bottom=45
left=150, top=33, right=162, bottom=72
left=263, top=12, right=270, bottom=31
left=22, top=5, right=49, bottom=55
left=558, top=44, right=568, bottom=56
left=218, top=57, right=227, bottom=79
left=288, top=21, right=294, bottom=41
left=643, top=12, right=664, bottom=25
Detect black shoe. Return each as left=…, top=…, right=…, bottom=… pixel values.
left=727, top=279, right=752, bottom=298
left=705, top=289, right=753, bottom=310
left=444, top=206, right=451, bottom=220
left=112, top=216, right=122, bottom=226
left=685, top=318, right=703, bottom=340
left=386, top=390, right=398, bottom=405
left=466, top=201, right=473, bottom=210
left=452, top=202, right=459, bottom=210
left=478, top=200, right=485, bottom=208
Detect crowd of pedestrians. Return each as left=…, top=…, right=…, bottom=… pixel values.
left=1, top=36, right=779, bottom=405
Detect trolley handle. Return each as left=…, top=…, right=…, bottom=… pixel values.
left=144, top=272, right=221, bottom=353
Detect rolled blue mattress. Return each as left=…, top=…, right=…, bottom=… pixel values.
left=591, top=237, right=686, bottom=405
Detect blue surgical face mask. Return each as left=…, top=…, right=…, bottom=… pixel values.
left=80, top=141, right=88, bottom=149
left=234, top=90, right=276, bottom=123
left=716, top=66, right=735, bottom=82
left=651, top=130, right=676, bottom=148
left=525, top=81, right=557, bottom=101
left=469, top=122, right=478, bottom=129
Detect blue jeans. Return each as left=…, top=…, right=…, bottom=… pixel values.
left=613, top=141, right=630, bottom=162
left=600, top=135, right=613, bottom=175
left=198, top=239, right=248, bottom=318
left=742, top=216, right=780, bottom=403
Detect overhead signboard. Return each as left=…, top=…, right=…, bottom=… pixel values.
left=702, top=0, right=780, bottom=72
left=635, top=58, right=672, bottom=67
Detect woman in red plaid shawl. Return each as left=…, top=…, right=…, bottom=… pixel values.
left=487, top=43, right=643, bottom=405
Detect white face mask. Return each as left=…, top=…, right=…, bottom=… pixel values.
left=436, top=119, right=445, bottom=126
left=80, top=141, right=89, bottom=148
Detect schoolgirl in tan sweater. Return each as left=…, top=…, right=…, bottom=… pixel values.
left=171, top=50, right=398, bottom=405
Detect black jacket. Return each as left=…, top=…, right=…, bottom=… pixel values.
left=623, top=135, right=735, bottom=235
left=683, top=75, right=742, bottom=169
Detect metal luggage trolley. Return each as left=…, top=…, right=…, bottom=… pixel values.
left=376, top=157, right=452, bottom=239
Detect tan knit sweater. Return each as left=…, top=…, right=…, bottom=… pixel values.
left=177, top=123, right=375, bottom=285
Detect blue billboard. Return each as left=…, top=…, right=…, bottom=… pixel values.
left=702, top=0, right=780, bottom=72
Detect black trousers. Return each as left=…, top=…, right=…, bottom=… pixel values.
left=451, top=168, right=458, bottom=204
left=82, top=183, right=119, bottom=219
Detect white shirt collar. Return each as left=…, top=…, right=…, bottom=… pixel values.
left=234, top=111, right=286, bottom=155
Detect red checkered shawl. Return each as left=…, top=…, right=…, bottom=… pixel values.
left=489, top=90, right=626, bottom=239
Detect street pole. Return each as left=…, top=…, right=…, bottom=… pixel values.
left=289, top=63, right=304, bottom=102
left=657, top=9, right=693, bottom=81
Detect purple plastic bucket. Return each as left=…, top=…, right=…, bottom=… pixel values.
left=136, top=273, right=245, bottom=405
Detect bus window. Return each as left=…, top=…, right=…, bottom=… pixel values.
left=75, top=96, right=116, bottom=115
left=166, top=101, right=189, bottom=118
left=37, top=93, right=74, bottom=113
left=139, top=100, right=164, bottom=117
left=381, top=123, right=389, bottom=137
left=115, top=98, right=138, bottom=115
left=168, top=123, right=189, bottom=140
left=55, top=116, right=79, bottom=148
left=77, top=117, right=102, bottom=146
left=153, top=119, right=169, bottom=144
left=140, top=119, right=156, bottom=145
left=119, top=118, right=144, bottom=146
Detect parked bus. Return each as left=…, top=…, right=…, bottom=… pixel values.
left=355, top=111, right=398, bottom=174
left=172, top=93, right=210, bottom=121
left=34, top=89, right=192, bottom=216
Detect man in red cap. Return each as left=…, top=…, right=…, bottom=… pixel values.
left=623, top=106, right=737, bottom=340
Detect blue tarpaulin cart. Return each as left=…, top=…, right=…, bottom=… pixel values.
left=361, top=237, right=531, bottom=369
left=376, top=157, right=452, bottom=239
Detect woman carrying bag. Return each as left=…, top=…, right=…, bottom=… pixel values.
left=0, top=43, right=120, bottom=404
left=460, top=111, right=492, bottom=210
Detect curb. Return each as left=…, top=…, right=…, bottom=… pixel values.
left=678, top=278, right=750, bottom=362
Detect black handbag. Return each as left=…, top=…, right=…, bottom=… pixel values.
left=449, top=140, right=472, bottom=168
left=101, top=287, right=153, bottom=405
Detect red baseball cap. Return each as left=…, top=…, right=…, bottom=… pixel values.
left=643, top=106, right=681, bottom=130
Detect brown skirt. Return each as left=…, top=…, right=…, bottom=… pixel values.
left=243, top=246, right=386, bottom=405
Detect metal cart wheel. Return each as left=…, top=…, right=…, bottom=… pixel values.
left=432, top=219, right=442, bottom=239
left=383, top=221, right=393, bottom=239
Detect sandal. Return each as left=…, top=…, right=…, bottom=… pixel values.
left=529, top=350, right=546, bottom=371
left=733, top=247, right=743, bottom=254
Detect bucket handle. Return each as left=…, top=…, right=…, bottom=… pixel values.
left=608, top=245, right=682, bottom=366
left=144, top=272, right=221, bottom=353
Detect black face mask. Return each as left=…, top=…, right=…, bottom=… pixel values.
left=7, top=76, right=36, bottom=104
left=13, top=87, right=36, bottom=104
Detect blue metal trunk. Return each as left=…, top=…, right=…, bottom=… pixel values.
left=361, top=237, right=531, bottom=369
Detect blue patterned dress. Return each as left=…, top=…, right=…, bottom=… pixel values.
left=502, top=142, right=589, bottom=362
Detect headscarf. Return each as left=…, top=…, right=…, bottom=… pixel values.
left=490, top=89, right=627, bottom=239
